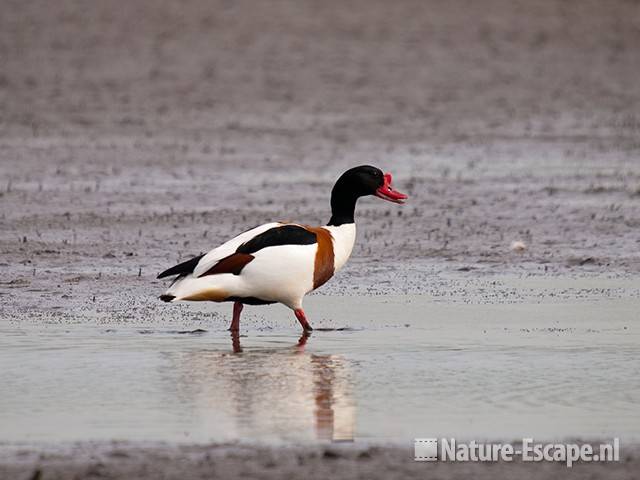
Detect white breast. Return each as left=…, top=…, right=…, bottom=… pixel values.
left=324, top=223, right=356, bottom=272
left=238, top=243, right=316, bottom=307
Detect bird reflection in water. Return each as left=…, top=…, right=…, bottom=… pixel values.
left=230, top=330, right=310, bottom=354
left=174, top=331, right=355, bottom=442
left=230, top=330, right=354, bottom=441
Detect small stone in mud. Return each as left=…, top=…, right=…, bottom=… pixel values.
left=323, top=449, right=341, bottom=459
left=510, top=241, right=527, bottom=252
left=176, top=329, right=208, bottom=334
left=107, top=450, right=130, bottom=458
left=567, top=257, right=596, bottom=266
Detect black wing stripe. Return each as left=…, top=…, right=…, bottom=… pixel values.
left=157, top=253, right=205, bottom=279
left=236, top=225, right=317, bottom=254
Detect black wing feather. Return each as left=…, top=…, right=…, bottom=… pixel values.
left=236, top=225, right=317, bottom=254
left=157, top=253, right=205, bottom=279
left=158, top=225, right=317, bottom=279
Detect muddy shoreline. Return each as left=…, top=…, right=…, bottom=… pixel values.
left=2, top=441, right=639, bottom=480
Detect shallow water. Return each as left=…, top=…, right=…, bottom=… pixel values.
left=1, top=295, right=639, bottom=445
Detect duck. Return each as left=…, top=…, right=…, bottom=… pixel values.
left=157, top=165, right=407, bottom=332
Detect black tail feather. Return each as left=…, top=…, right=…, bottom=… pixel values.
left=159, top=294, right=176, bottom=302
left=157, top=254, right=205, bottom=279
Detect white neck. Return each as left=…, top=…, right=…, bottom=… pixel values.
left=324, top=223, right=356, bottom=272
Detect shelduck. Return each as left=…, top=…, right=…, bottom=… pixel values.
left=157, top=165, right=407, bottom=332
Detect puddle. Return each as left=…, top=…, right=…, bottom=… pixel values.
left=1, top=295, right=639, bottom=445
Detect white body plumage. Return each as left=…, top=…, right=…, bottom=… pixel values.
left=163, top=223, right=356, bottom=310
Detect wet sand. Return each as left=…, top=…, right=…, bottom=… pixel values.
left=1, top=0, right=640, bottom=478
left=2, top=441, right=640, bottom=480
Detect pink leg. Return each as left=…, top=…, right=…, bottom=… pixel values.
left=229, top=302, right=243, bottom=331
left=296, top=331, right=311, bottom=352
left=230, top=330, right=242, bottom=353
left=294, top=308, right=313, bottom=331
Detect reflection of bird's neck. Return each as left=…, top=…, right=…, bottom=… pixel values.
left=312, top=355, right=336, bottom=441
left=231, top=331, right=242, bottom=353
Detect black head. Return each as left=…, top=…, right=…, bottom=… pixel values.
left=328, top=165, right=407, bottom=225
